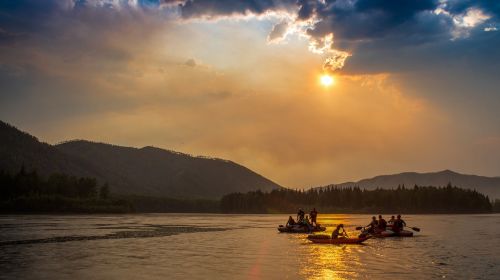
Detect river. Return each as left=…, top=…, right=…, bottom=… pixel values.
left=1, top=214, right=499, bottom=279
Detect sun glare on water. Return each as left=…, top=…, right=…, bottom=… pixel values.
left=320, top=74, right=334, bottom=87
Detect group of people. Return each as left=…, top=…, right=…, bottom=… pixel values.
left=332, top=214, right=407, bottom=239
left=365, top=214, right=407, bottom=234
left=284, top=209, right=408, bottom=238
left=286, top=208, right=319, bottom=229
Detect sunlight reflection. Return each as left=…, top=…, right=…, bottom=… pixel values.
left=301, top=244, right=361, bottom=280
left=299, top=215, right=362, bottom=280
left=247, top=238, right=270, bottom=280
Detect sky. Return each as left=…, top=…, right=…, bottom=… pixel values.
left=1, top=0, right=500, bottom=188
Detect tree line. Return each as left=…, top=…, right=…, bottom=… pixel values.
left=0, top=166, right=219, bottom=213
left=0, top=166, right=132, bottom=213
left=220, top=184, right=495, bottom=214
left=1, top=167, right=499, bottom=214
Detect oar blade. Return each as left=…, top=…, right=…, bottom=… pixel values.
left=411, top=227, right=421, bottom=232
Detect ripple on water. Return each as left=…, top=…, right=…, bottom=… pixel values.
left=0, top=225, right=229, bottom=246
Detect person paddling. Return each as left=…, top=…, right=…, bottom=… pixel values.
left=388, top=215, right=396, bottom=226
left=310, top=208, right=318, bottom=226
left=366, top=216, right=378, bottom=234
left=392, top=214, right=407, bottom=234
left=378, top=215, right=387, bottom=232
left=332, top=224, right=348, bottom=239
left=286, top=216, right=296, bottom=227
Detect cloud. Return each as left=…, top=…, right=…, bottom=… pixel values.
left=322, top=51, right=351, bottom=72
left=177, top=0, right=297, bottom=19
left=2, top=0, right=499, bottom=74
left=174, top=0, right=498, bottom=72
left=451, top=7, right=491, bottom=38
left=267, top=20, right=289, bottom=43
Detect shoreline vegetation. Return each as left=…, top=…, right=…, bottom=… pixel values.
left=220, top=188, right=498, bottom=214
left=1, top=168, right=499, bottom=214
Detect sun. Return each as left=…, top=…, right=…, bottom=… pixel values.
left=320, top=74, right=334, bottom=87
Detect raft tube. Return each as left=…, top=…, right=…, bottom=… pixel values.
left=365, top=229, right=414, bottom=238
left=277, top=224, right=326, bottom=233
left=307, top=235, right=370, bottom=244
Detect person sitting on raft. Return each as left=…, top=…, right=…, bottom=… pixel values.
left=286, top=216, right=296, bottom=227
left=299, top=215, right=313, bottom=231
left=297, top=208, right=305, bottom=223
left=392, top=214, right=407, bottom=233
left=332, top=224, right=347, bottom=239
left=378, top=215, right=387, bottom=232
left=366, top=216, right=378, bottom=233
left=310, top=208, right=318, bottom=226
left=387, top=215, right=396, bottom=226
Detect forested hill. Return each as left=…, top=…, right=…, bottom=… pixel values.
left=0, top=120, right=281, bottom=199
left=329, top=170, right=500, bottom=199
left=56, top=140, right=281, bottom=198
left=0, top=121, right=102, bottom=179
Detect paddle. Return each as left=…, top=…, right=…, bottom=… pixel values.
left=408, top=226, right=421, bottom=232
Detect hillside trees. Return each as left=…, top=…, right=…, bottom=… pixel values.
left=220, top=184, right=493, bottom=214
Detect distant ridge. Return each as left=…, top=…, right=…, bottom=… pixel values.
left=2, top=120, right=499, bottom=200
left=0, top=120, right=282, bottom=199
left=328, top=170, right=500, bottom=199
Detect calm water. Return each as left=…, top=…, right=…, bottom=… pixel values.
left=0, top=214, right=499, bottom=279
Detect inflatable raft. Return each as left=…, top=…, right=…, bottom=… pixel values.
left=277, top=224, right=326, bottom=233
left=363, top=229, right=414, bottom=238
left=307, top=235, right=370, bottom=244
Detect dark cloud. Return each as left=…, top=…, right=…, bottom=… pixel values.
left=2, top=1, right=497, bottom=50
left=1, top=0, right=498, bottom=81
left=307, top=0, right=441, bottom=41
left=267, top=20, right=289, bottom=42
left=445, top=0, right=500, bottom=18
left=0, top=0, right=65, bottom=38
left=342, top=28, right=500, bottom=77
left=1, top=0, right=499, bottom=75
left=171, top=0, right=500, bottom=73
left=172, top=0, right=445, bottom=43
left=178, top=0, right=296, bottom=18
left=297, top=0, right=316, bottom=20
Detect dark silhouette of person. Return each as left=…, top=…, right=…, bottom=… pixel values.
left=297, top=208, right=305, bottom=223
left=378, top=215, right=387, bottom=231
left=300, top=214, right=312, bottom=231
left=332, top=224, right=347, bottom=239
left=310, top=208, right=318, bottom=226
left=366, top=216, right=378, bottom=233
left=388, top=215, right=396, bottom=225
left=286, top=216, right=296, bottom=226
left=392, top=214, right=407, bottom=233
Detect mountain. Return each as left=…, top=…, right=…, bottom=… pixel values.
left=0, top=120, right=281, bottom=199
left=55, top=141, right=281, bottom=198
left=0, top=121, right=103, bottom=178
left=331, top=170, right=500, bottom=199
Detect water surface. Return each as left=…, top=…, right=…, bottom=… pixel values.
left=1, top=214, right=499, bottom=279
